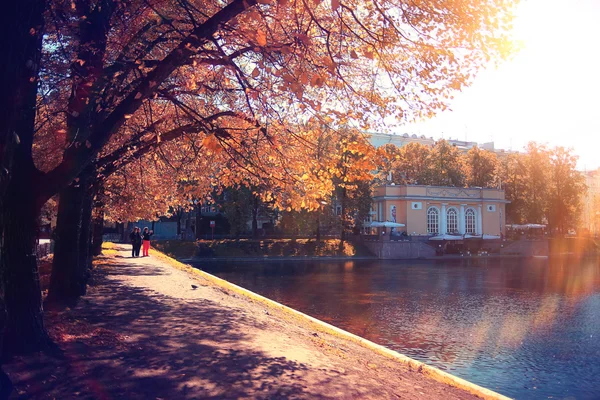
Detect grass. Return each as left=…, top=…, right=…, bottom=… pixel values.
left=152, top=240, right=199, bottom=259
left=101, top=241, right=120, bottom=256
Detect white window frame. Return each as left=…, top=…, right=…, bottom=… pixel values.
left=427, top=206, right=440, bottom=234
left=447, top=207, right=459, bottom=233
left=465, top=207, right=477, bottom=234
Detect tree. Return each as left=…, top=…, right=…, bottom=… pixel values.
left=3, top=0, right=518, bottom=352
left=523, top=142, right=551, bottom=224
left=397, top=142, right=433, bottom=185
left=275, top=125, right=375, bottom=242
left=375, top=144, right=402, bottom=183
left=345, top=179, right=373, bottom=233
left=429, top=140, right=465, bottom=186
left=0, top=0, right=49, bottom=354
left=222, top=187, right=253, bottom=237
left=330, top=130, right=375, bottom=250
left=499, top=153, right=528, bottom=224
left=547, top=147, right=585, bottom=234
left=376, top=142, right=433, bottom=185
left=464, top=146, right=498, bottom=188
left=591, top=195, right=600, bottom=235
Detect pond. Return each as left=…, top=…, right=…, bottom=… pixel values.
left=198, top=256, right=600, bottom=399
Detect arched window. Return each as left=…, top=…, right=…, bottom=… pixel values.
left=465, top=208, right=477, bottom=234
left=447, top=208, right=458, bottom=233
left=427, top=207, right=439, bottom=234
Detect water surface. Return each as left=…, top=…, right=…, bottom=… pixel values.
left=198, top=257, right=600, bottom=399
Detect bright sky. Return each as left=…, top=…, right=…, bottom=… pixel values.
left=401, top=0, right=600, bottom=170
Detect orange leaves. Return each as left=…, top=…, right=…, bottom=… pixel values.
left=256, top=30, right=267, bottom=47
left=294, top=33, right=310, bottom=45
left=310, top=74, right=325, bottom=87
left=282, top=73, right=295, bottom=83
left=202, top=134, right=222, bottom=153
left=36, top=0, right=519, bottom=225
left=298, top=72, right=309, bottom=85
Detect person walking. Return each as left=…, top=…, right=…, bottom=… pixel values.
left=130, top=227, right=142, bottom=257
left=142, top=227, right=154, bottom=257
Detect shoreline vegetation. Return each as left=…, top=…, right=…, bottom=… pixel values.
left=6, top=243, right=506, bottom=399
left=154, top=238, right=375, bottom=260
left=153, top=237, right=600, bottom=262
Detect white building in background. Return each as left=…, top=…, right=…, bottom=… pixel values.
left=366, top=131, right=515, bottom=156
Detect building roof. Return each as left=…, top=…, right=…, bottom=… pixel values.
left=365, top=131, right=517, bottom=155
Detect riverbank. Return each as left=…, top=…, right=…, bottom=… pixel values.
left=154, top=238, right=568, bottom=263
left=154, top=238, right=375, bottom=259
left=5, top=244, right=504, bottom=399
left=182, top=253, right=532, bottom=263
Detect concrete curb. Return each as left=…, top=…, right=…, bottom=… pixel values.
left=155, top=250, right=511, bottom=400
left=180, top=256, right=378, bottom=263
left=181, top=254, right=530, bottom=263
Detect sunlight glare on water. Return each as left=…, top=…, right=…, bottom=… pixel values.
left=200, top=257, right=600, bottom=399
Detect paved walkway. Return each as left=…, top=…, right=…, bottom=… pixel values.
left=5, top=245, right=480, bottom=399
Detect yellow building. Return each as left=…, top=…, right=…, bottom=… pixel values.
left=370, top=185, right=508, bottom=236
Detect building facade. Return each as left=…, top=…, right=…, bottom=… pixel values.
left=366, top=131, right=515, bottom=157
left=371, top=185, right=508, bottom=236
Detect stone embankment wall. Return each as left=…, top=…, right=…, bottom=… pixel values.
left=363, top=240, right=436, bottom=259
left=548, top=237, right=599, bottom=255
left=500, top=238, right=600, bottom=257
left=499, top=240, right=549, bottom=256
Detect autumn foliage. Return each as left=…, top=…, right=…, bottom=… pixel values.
left=377, top=140, right=585, bottom=232
left=0, top=0, right=519, bottom=353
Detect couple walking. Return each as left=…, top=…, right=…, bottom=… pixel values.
left=130, top=227, right=154, bottom=257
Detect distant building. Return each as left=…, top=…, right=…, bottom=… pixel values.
left=366, top=132, right=516, bottom=156
left=367, top=132, right=436, bottom=148
left=369, top=184, right=508, bottom=236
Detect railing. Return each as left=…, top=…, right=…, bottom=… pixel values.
left=193, top=234, right=343, bottom=241
left=390, top=235, right=412, bottom=241
left=362, top=234, right=380, bottom=241
left=37, top=240, right=53, bottom=258
left=103, top=233, right=123, bottom=243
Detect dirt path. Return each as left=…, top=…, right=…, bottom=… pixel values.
left=5, top=244, right=483, bottom=399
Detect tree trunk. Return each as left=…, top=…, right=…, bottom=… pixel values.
left=1, top=181, right=50, bottom=355
left=48, top=173, right=94, bottom=305
left=91, top=206, right=104, bottom=257
left=1, top=0, right=45, bottom=194
left=80, top=189, right=94, bottom=275
left=195, top=204, right=202, bottom=240
left=316, top=212, right=321, bottom=242
left=0, top=0, right=47, bottom=359
left=176, top=207, right=183, bottom=236
left=339, top=188, right=347, bottom=253
left=252, top=197, right=259, bottom=238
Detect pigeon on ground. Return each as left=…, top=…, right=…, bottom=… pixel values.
left=191, top=284, right=198, bottom=290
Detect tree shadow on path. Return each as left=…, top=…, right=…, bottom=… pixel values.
left=6, top=257, right=322, bottom=399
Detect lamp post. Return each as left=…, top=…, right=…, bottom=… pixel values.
left=316, top=200, right=328, bottom=242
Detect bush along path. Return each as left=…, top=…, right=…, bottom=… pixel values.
left=4, top=244, right=489, bottom=399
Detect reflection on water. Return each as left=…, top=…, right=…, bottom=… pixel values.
left=199, top=256, right=600, bottom=399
